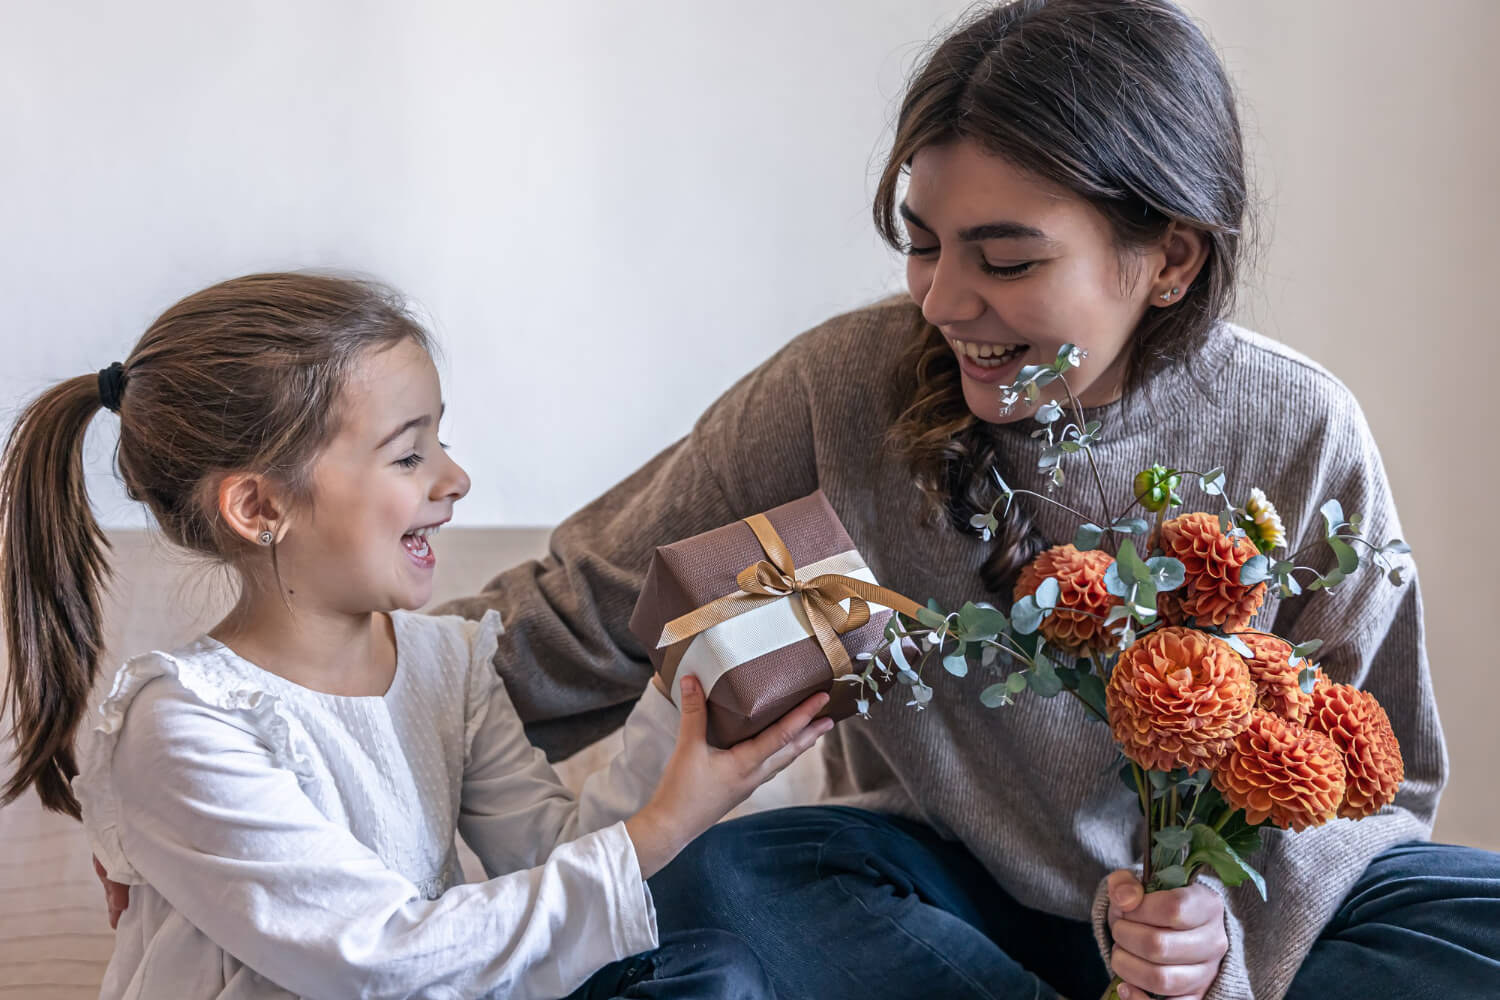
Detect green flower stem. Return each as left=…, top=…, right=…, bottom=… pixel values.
left=1132, top=763, right=1155, bottom=885
left=1213, top=806, right=1235, bottom=833
left=1059, top=375, right=1115, bottom=527
left=999, top=488, right=1100, bottom=527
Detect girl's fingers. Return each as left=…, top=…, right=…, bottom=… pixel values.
left=739, top=692, right=830, bottom=765
left=676, top=675, right=708, bottom=744
left=758, top=718, right=834, bottom=777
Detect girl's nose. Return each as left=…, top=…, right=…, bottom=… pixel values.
left=920, top=254, right=985, bottom=329
left=434, top=451, right=471, bottom=502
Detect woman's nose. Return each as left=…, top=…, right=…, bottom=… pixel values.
left=919, top=254, right=985, bottom=329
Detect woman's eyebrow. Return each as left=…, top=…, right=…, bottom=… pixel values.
left=900, top=201, right=1054, bottom=245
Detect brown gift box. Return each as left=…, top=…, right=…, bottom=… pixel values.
left=628, top=491, right=921, bottom=748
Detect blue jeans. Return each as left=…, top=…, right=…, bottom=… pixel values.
left=566, top=928, right=774, bottom=999
left=649, top=806, right=1500, bottom=1000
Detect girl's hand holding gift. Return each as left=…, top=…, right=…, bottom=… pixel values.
left=1105, top=870, right=1227, bottom=1000
left=625, top=676, right=832, bottom=878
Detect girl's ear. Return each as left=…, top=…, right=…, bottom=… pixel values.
left=216, top=473, right=290, bottom=546
left=1148, top=222, right=1211, bottom=308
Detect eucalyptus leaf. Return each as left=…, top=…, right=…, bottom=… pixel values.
left=1383, top=540, right=1412, bottom=555
left=1221, top=633, right=1254, bottom=658
left=1036, top=400, right=1064, bottom=424
left=1200, top=468, right=1226, bottom=496
left=1050, top=466, right=1066, bottom=488
left=1005, top=671, right=1030, bottom=694
left=888, top=638, right=912, bottom=674
left=1112, top=517, right=1151, bottom=536
left=1104, top=562, right=1129, bottom=597
left=1075, top=523, right=1105, bottom=550
left=916, top=606, right=947, bottom=629
left=1327, top=537, right=1360, bottom=575
left=980, top=684, right=1010, bottom=709
left=1026, top=666, right=1064, bottom=697
left=1320, top=499, right=1346, bottom=536
left=942, top=649, right=969, bottom=677
left=1011, top=596, right=1044, bottom=635
left=1105, top=605, right=1133, bottom=625
left=1290, top=639, right=1324, bottom=661
left=1035, top=577, right=1061, bottom=610
left=1146, top=556, right=1186, bottom=592
left=1240, top=554, right=1273, bottom=586
left=1298, top=666, right=1318, bottom=694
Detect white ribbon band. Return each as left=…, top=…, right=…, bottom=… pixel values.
left=669, top=548, right=884, bottom=708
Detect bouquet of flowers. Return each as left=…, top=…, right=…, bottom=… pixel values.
left=841, top=346, right=1410, bottom=1000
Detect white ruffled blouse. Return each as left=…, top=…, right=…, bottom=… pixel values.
left=72, top=610, right=679, bottom=1000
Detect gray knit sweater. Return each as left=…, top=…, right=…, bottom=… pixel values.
left=441, top=298, right=1444, bottom=1000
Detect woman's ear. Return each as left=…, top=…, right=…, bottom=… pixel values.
left=216, top=473, right=289, bottom=547
left=1148, top=222, right=1211, bottom=308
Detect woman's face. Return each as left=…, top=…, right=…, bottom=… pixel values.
left=902, top=139, right=1176, bottom=424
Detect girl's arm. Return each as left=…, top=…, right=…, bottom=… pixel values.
left=456, top=665, right=679, bottom=878
left=109, top=682, right=656, bottom=1000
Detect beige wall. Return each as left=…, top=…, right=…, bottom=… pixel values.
left=1179, top=0, right=1500, bottom=848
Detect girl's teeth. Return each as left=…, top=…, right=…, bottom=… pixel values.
left=402, top=534, right=431, bottom=558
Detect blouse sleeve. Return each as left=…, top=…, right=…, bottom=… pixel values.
left=110, top=680, right=657, bottom=1000
left=456, top=611, right=680, bottom=876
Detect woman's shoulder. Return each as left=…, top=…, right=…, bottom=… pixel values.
left=1216, top=323, right=1368, bottom=424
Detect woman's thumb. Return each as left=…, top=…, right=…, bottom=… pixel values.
left=677, top=675, right=708, bottom=742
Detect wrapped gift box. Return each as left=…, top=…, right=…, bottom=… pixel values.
left=629, top=491, right=919, bottom=747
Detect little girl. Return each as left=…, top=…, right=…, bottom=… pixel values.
left=0, top=273, right=830, bottom=999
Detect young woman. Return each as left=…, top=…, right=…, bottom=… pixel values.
left=2, top=273, right=829, bottom=999
left=433, top=2, right=1499, bottom=998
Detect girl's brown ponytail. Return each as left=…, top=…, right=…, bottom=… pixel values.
left=1, top=373, right=116, bottom=819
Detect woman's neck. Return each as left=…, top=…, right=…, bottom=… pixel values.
left=210, top=585, right=397, bottom=698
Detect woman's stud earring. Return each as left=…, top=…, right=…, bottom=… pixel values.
left=258, top=530, right=275, bottom=546
left=1160, top=286, right=1180, bottom=302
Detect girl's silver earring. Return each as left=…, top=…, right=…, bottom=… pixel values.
left=258, top=530, right=275, bottom=546
left=1160, top=287, right=1180, bottom=302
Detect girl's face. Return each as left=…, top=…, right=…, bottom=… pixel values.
left=902, top=139, right=1168, bottom=424
left=280, top=339, right=470, bottom=614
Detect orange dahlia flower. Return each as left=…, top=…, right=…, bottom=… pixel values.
left=1157, top=512, right=1267, bottom=632
left=1237, top=632, right=1313, bottom=725
left=1014, top=545, right=1119, bottom=652
left=1213, top=710, right=1347, bottom=831
left=1307, top=682, right=1405, bottom=819
left=1107, top=626, right=1256, bottom=771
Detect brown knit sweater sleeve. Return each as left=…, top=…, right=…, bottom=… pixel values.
left=434, top=322, right=822, bottom=759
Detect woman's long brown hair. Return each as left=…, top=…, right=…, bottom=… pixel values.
left=1, top=273, right=430, bottom=818
left=879, top=0, right=1251, bottom=593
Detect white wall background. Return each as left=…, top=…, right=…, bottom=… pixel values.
left=4, top=1, right=1497, bottom=848
left=1, top=0, right=953, bottom=527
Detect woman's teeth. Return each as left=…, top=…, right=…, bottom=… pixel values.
left=951, top=339, right=1026, bottom=368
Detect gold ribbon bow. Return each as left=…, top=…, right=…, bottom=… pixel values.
left=657, top=512, right=925, bottom=685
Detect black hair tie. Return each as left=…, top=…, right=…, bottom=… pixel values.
left=97, top=362, right=126, bottom=413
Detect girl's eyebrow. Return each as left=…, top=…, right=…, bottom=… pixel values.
left=376, top=404, right=445, bottom=449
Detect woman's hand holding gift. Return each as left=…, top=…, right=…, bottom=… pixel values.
left=625, top=676, right=832, bottom=878
left=1106, top=870, right=1228, bottom=1000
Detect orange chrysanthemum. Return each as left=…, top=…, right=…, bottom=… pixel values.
left=1014, top=545, right=1120, bottom=652
left=1212, top=710, right=1347, bottom=831
left=1307, top=682, right=1405, bottom=819
left=1157, top=512, right=1267, bottom=632
left=1237, top=632, right=1313, bottom=725
left=1107, top=626, right=1256, bottom=771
